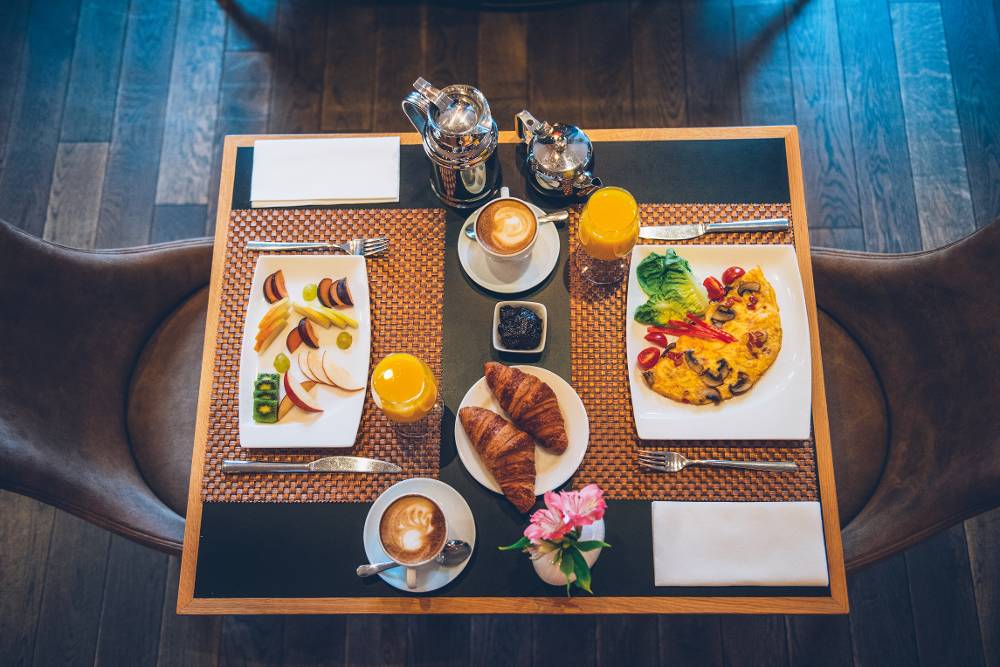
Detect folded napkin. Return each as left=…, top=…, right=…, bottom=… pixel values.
left=250, top=137, right=400, bottom=207
left=652, top=501, right=829, bottom=587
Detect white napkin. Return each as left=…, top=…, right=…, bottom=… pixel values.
left=651, top=501, right=829, bottom=587
left=250, top=137, right=400, bottom=207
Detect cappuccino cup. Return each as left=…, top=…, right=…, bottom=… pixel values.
left=378, top=493, right=448, bottom=589
left=473, top=187, right=539, bottom=262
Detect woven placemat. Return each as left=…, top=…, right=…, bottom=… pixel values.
left=201, top=208, right=446, bottom=503
left=569, top=203, right=819, bottom=501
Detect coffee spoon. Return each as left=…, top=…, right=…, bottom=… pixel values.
left=356, top=539, right=472, bottom=577
left=463, top=209, right=570, bottom=240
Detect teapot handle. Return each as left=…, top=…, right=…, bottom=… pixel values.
left=402, top=91, right=431, bottom=135
left=515, top=110, right=542, bottom=145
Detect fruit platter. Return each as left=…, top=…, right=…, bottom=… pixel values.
left=239, top=254, right=371, bottom=447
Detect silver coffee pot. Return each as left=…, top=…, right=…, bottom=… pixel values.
left=515, top=110, right=602, bottom=198
left=402, top=78, right=500, bottom=208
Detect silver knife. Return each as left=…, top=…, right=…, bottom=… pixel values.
left=639, top=217, right=789, bottom=241
left=221, top=456, right=401, bottom=474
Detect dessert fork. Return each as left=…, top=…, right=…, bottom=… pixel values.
left=246, top=237, right=389, bottom=256
left=638, top=450, right=798, bottom=473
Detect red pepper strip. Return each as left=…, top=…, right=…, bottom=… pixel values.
left=661, top=326, right=722, bottom=342
left=667, top=319, right=733, bottom=343
left=685, top=313, right=737, bottom=342
left=647, top=326, right=673, bottom=334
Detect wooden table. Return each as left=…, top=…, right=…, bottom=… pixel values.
left=178, top=127, right=848, bottom=614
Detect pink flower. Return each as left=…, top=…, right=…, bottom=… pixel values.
left=555, top=484, right=606, bottom=528
left=524, top=504, right=573, bottom=542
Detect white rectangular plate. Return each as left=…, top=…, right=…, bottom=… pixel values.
left=625, top=244, right=811, bottom=440
left=239, top=254, right=371, bottom=448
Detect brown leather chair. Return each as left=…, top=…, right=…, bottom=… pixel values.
left=1, top=218, right=998, bottom=569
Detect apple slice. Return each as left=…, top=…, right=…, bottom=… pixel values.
left=297, top=318, right=320, bottom=348
left=321, top=353, right=364, bottom=391
left=278, top=380, right=317, bottom=419
left=297, top=350, right=318, bottom=382
left=283, top=373, right=322, bottom=413
left=286, top=327, right=302, bottom=353
left=308, top=349, right=335, bottom=385
left=317, top=278, right=334, bottom=308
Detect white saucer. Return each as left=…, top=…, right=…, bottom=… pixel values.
left=455, top=365, right=589, bottom=497
left=362, top=478, right=476, bottom=593
left=458, top=203, right=561, bottom=294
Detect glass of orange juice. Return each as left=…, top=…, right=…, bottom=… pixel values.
left=576, top=186, right=640, bottom=285
left=371, top=353, right=441, bottom=439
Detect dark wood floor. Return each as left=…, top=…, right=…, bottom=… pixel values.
left=1, top=0, right=999, bottom=665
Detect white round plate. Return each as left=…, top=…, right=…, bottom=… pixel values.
left=454, top=365, right=589, bottom=497
left=457, top=202, right=561, bottom=294
left=362, top=478, right=476, bottom=593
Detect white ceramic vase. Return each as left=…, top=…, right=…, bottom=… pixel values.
left=531, top=519, right=606, bottom=587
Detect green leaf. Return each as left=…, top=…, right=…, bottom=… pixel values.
left=498, top=536, right=531, bottom=552
left=568, top=547, right=593, bottom=594
left=574, top=540, right=611, bottom=552
left=559, top=550, right=575, bottom=577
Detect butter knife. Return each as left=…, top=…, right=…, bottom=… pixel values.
left=221, top=456, right=401, bottom=474
left=639, top=217, right=789, bottom=241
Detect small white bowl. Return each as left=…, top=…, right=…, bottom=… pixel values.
left=493, top=301, right=547, bottom=354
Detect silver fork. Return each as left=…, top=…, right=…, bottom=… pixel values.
left=246, top=237, right=389, bottom=256
left=638, top=450, right=798, bottom=473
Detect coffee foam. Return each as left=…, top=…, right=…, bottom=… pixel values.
left=477, top=200, right=536, bottom=254
left=379, top=495, right=447, bottom=565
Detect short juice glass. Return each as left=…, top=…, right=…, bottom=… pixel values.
left=371, top=353, right=441, bottom=440
left=576, top=186, right=640, bottom=285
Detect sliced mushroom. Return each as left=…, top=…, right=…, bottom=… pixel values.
left=701, top=359, right=732, bottom=387
left=737, top=281, right=761, bottom=296
left=754, top=331, right=768, bottom=345
left=641, top=370, right=655, bottom=388
left=710, top=305, right=736, bottom=326
left=683, top=350, right=705, bottom=375
left=729, top=371, right=754, bottom=395
left=699, top=386, right=722, bottom=404
left=661, top=341, right=677, bottom=356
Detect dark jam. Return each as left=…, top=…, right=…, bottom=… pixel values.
left=498, top=305, right=543, bottom=350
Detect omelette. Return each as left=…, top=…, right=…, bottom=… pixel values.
left=643, top=267, right=782, bottom=405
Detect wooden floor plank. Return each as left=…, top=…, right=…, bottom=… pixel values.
left=44, top=142, right=109, bottom=249
left=322, top=1, right=376, bottom=132
left=783, top=0, right=862, bottom=230
left=837, top=0, right=921, bottom=253
left=526, top=8, right=582, bottom=124
left=967, top=509, right=1000, bottom=667
left=785, top=616, right=854, bottom=667
left=846, top=554, right=920, bottom=666
left=30, top=512, right=111, bottom=667
left=61, top=0, right=129, bottom=143
left=96, top=0, right=180, bottom=249
left=343, top=616, right=409, bottom=666
left=471, top=617, right=533, bottom=665
left=658, top=616, right=724, bottom=666
left=0, top=0, right=79, bottom=236
left=94, top=537, right=169, bottom=667
left=477, top=11, right=528, bottom=131
left=424, top=4, right=478, bottom=92
left=372, top=1, right=424, bottom=132
left=156, top=0, right=226, bottom=205
left=225, top=0, right=278, bottom=52
left=940, top=0, right=1000, bottom=229
left=0, top=0, right=31, bottom=170
left=535, top=616, right=595, bottom=667
left=905, top=526, right=986, bottom=666
left=682, top=0, right=742, bottom=126
left=890, top=1, right=976, bottom=249
left=597, top=616, right=657, bottom=667
left=152, top=204, right=209, bottom=243
left=280, top=616, right=346, bottom=666
left=205, top=50, right=272, bottom=234
left=157, top=556, right=221, bottom=667
left=0, top=493, right=55, bottom=667
left=578, top=2, right=634, bottom=129
left=219, top=617, right=285, bottom=667
left=733, top=0, right=795, bottom=125
left=409, top=616, right=471, bottom=666
left=630, top=0, right=687, bottom=128
left=720, top=616, right=789, bottom=667
left=267, top=0, right=327, bottom=134
left=809, top=226, right=865, bottom=251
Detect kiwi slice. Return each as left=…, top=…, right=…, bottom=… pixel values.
left=254, top=373, right=280, bottom=393
left=253, top=398, right=279, bottom=423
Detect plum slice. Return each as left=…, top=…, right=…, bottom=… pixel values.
left=317, top=277, right=334, bottom=308
left=332, top=278, right=354, bottom=307
left=286, top=327, right=303, bottom=353
left=297, top=317, right=320, bottom=348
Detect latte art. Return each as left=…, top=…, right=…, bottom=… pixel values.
left=476, top=199, right=537, bottom=255
left=379, top=495, right=447, bottom=565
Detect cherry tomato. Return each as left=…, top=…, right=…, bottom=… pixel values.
left=637, top=347, right=660, bottom=370
left=644, top=331, right=669, bottom=347
left=722, top=266, right=746, bottom=285
left=703, top=276, right=726, bottom=301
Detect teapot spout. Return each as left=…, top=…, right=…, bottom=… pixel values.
left=574, top=172, right=603, bottom=197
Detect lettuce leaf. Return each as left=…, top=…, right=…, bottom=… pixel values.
left=633, top=250, right=708, bottom=326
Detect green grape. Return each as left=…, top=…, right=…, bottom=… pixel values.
left=336, top=332, right=353, bottom=350
left=302, top=283, right=318, bottom=301
left=273, top=353, right=291, bottom=373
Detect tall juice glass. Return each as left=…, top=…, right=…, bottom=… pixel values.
left=371, top=353, right=440, bottom=439
left=576, top=186, right=639, bottom=284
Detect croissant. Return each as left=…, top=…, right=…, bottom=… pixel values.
left=484, top=362, right=568, bottom=454
left=459, top=407, right=536, bottom=513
